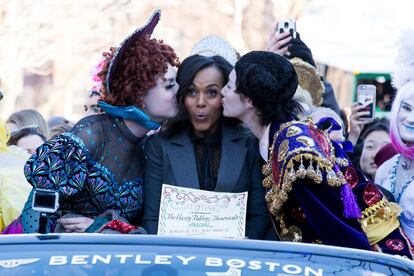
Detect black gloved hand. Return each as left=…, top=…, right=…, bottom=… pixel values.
left=286, top=33, right=316, bottom=67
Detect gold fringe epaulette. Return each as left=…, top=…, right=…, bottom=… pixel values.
left=359, top=198, right=402, bottom=245
left=263, top=152, right=347, bottom=216
left=262, top=119, right=349, bottom=217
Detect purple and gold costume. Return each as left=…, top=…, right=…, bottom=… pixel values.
left=263, top=118, right=413, bottom=258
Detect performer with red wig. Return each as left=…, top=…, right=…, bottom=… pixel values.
left=5, top=10, right=180, bottom=234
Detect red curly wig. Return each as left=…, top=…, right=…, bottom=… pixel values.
left=98, top=36, right=179, bottom=108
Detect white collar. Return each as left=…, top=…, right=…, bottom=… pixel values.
left=259, top=124, right=271, bottom=161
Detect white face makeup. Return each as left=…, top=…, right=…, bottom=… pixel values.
left=143, top=63, right=179, bottom=122
left=398, top=93, right=414, bottom=145
left=220, top=70, right=249, bottom=119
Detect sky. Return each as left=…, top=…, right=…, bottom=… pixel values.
left=298, top=0, right=414, bottom=73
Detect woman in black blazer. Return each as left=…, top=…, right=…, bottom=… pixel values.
left=143, top=54, right=270, bottom=239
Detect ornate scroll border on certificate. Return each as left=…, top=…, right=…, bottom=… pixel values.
left=157, top=184, right=248, bottom=238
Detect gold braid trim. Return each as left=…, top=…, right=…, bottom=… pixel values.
left=359, top=199, right=402, bottom=245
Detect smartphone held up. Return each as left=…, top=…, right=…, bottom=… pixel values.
left=357, top=84, right=376, bottom=122
left=277, top=19, right=297, bottom=38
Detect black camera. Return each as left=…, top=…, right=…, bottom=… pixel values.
left=32, top=189, right=59, bottom=213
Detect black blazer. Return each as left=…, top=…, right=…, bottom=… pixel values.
left=143, top=123, right=270, bottom=239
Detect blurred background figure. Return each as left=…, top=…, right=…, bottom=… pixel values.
left=84, top=90, right=102, bottom=117
left=48, top=121, right=74, bottom=139
left=6, top=109, right=48, bottom=138
left=7, top=127, right=46, bottom=155
left=357, top=118, right=390, bottom=180
left=47, top=116, right=70, bottom=129
left=47, top=116, right=74, bottom=139
left=0, top=93, right=31, bottom=232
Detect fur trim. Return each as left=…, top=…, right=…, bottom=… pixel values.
left=392, top=29, right=414, bottom=89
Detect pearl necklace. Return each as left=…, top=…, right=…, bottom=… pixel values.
left=390, top=155, right=414, bottom=202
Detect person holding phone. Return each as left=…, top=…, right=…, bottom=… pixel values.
left=348, top=102, right=372, bottom=145
left=265, top=21, right=340, bottom=115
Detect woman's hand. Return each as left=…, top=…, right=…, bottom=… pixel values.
left=265, top=28, right=292, bottom=56
left=57, top=216, right=94, bottom=233
left=348, top=102, right=370, bottom=145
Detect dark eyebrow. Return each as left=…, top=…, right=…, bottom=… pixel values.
left=402, top=101, right=412, bottom=107
left=161, top=78, right=175, bottom=84
left=206, top=84, right=219, bottom=88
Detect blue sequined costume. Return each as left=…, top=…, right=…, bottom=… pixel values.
left=21, top=114, right=145, bottom=233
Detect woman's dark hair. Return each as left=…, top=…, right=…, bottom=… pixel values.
left=7, top=127, right=46, bottom=146
left=361, top=117, right=390, bottom=140
left=234, top=51, right=302, bottom=125
left=164, top=54, right=237, bottom=137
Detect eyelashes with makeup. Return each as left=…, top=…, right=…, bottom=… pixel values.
left=186, top=88, right=219, bottom=97
left=401, top=103, right=412, bottom=112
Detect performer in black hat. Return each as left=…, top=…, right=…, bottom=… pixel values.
left=221, top=51, right=413, bottom=258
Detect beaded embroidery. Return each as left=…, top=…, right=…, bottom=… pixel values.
left=390, top=155, right=414, bottom=202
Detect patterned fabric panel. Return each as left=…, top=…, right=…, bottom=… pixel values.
left=24, top=132, right=143, bottom=221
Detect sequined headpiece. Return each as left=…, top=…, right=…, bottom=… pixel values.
left=190, top=35, right=238, bottom=66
